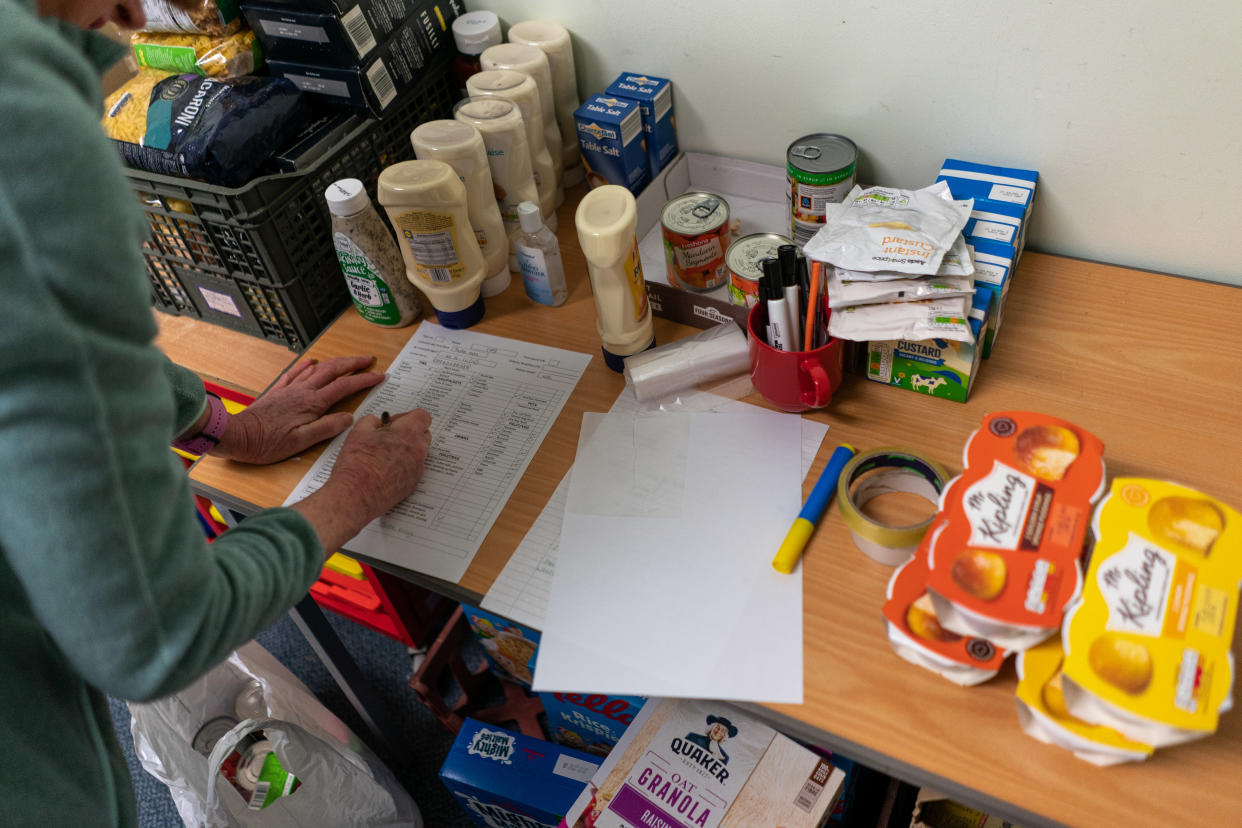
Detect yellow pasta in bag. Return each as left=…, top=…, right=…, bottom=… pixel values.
left=130, top=29, right=259, bottom=77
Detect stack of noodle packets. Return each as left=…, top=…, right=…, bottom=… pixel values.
left=801, top=181, right=978, bottom=343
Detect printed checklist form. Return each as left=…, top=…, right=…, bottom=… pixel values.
left=285, top=323, right=590, bottom=584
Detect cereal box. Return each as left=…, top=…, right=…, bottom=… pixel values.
left=1060, top=478, right=1242, bottom=747
left=1015, top=635, right=1154, bottom=765
left=883, top=520, right=1008, bottom=686
left=441, top=719, right=601, bottom=828
left=462, top=604, right=540, bottom=688
left=539, top=692, right=646, bottom=757
left=925, top=411, right=1106, bottom=651
left=604, top=73, right=678, bottom=179
left=573, top=95, right=650, bottom=194
left=560, top=698, right=846, bottom=828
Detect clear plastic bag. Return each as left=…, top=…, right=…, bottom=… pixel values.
left=130, top=29, right=259, bottom=78
left=128, top=641, right=422, bottom=827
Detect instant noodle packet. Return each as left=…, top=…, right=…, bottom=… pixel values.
left=1015, top=636, right=1154, bottom=766
left=1060, top=478, right=1242, bottom=747
left=883, top=522, right=1007, bottom=686
left=926, top=411, right=1106, bottom=651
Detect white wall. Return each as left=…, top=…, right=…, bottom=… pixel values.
left=478, top=0, right=1242, bottom=286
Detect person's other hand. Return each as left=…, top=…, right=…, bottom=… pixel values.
left=290, top=409, right=433, bottom=554
left=216, top=356, right=383, bottom=464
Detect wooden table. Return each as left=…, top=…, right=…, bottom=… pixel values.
left=164, top=182, right=1242, bottom=828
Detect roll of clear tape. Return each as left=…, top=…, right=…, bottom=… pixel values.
left=623, top=321, right=750, bottom=402
left=836, top=448, right=949, bottom=565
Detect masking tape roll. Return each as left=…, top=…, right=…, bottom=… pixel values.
left=835, top=447, right=949, bottom=566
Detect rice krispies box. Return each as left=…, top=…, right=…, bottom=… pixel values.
left=538, top=692, right=646, bottom=757
left=462, top=604, right=540, bottom=688
left=441, top=719, right=601, bottom=828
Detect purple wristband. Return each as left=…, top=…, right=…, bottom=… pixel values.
left=172, top=394, right=229, bottom=456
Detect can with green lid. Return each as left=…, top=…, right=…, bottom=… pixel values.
left=787, top=133, right=858, bottom=246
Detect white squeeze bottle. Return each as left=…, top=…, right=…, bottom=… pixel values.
left=410, top=120, right=511, bottom=298
left=479, top=42, right=564, bottom=204
left=325, top=179, right=424, bottom=327
left=506, top=20, right=583, bottom=185
left=575, top=185, right=655, bottom=371
left=466, top=69, right=558, bottom=231
left=514, top=201, right=567, bottom=307
left=377, top=160, right=487, bottom=329
left=453, top=96, right=540, bottom=269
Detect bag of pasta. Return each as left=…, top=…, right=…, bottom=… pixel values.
left=138, top=0, right=241, bottom=35
left=130, top=29, right=260, bottom=77
left=102, top=69, right=310, bottom=187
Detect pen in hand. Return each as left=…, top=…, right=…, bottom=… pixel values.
left=379, top=411, right=390, bottom=428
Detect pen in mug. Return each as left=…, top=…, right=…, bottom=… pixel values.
left=777, top=245, right=802, bottom=351
left=760, top=259, right=790, bottom=351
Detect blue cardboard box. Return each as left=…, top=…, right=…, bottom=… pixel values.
left=440, top=720, right=600, bottom=828
left=573, top=94, right=650, bottom=194
left=937, top=159, right=1038, bottom=211
left=604, top=72, right=678, bottom=179
left=968, top=238, right=1016, bottom=292
left=963, top=199, right=1026, bottom=252
left=538, top=692, right=645, bottom=757
left=461, top=604, right=540, bottom=688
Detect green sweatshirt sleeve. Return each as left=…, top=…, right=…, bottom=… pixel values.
left=0, top=1, right=324, bottom=701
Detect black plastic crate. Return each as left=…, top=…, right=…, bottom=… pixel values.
left=131, top=55, right=456, bottom=350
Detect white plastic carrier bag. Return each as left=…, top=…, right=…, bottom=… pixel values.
left=128, top=641, right=422, bottom=827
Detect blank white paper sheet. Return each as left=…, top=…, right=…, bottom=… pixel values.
left=532, top=406, right=806, bottom=704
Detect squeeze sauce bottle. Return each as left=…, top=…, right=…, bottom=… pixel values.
left=575, top=185, right=655, bottom=371
left=377, top=160, right=486, bottom=329
left=410, top=120, right=511, bottom=298
left=506, top=20, right=583, bottom=185
left=479, top=43, right=564, bottom=206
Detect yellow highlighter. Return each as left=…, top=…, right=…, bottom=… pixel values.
left=772, top=443, right=856, bottom=574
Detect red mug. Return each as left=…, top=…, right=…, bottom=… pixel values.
left=747, top=300, right=844, bottom=412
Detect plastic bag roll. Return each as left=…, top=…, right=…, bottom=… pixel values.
left=623, top=322, right=750, bottom=402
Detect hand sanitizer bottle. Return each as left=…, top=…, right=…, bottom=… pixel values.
left=514, top=201, right=568, bottom=306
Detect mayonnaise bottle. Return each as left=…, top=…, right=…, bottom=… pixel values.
left=506, top=20, right=582, bottom=185
left=575, top=185, right=655, bottom=370
left=410, top=120, right=511, bottom=298
left=466, top=69, right=558, bottom=230
left=377, top=160, right=486, bottom=329
left=453, top=96, right=540, bottom=268
left=479, top=43, right=564, bottom=203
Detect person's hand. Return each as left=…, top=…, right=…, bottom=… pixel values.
left=215, top=356, right=384, bottom=464
left=289, top=409, right=433, bottom=555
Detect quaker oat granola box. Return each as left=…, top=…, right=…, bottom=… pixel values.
left=925, top=411, right=1106, bottom=652
left=560, top=698, right=846, bottom=828
left=441, top=719, right=601, bottom=828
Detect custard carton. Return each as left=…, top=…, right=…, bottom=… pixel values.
left=539, top=692, right=646, bottom=757
left=883, top=522, right=1008, bottom=686
left=1015, top=636, right=1154, bottom=765
left=441, top=719, right=601, bottom=828
left=925, top=411, right=1106, bottom=651
left=1060, top=478, right=1242, bottom=747
left=560, top=698, right=846, bottom=828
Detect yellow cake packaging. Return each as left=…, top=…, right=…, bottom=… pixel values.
left=1060, top=478, right=1241, bottom=747
left=925, top=411, right=1106, bottom=651
left=1015, top=636, right=1154, bottom=765
left=883, top=521, right=1008, bottom=686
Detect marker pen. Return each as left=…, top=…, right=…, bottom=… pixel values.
left=777, top=245, right=802, bottom=351
left=761, top=258, right=789, bottom=351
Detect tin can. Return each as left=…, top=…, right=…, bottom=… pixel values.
left=726, top=232, right=795, bottom=307
left=661, top=192, right=731, bottom=291
left=787, top=133, right=858, bottom=246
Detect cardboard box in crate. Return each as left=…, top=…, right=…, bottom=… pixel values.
left=132, top=55, right=455, bottom=350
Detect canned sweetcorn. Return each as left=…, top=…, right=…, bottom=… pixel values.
left=787, top=133, right=857, bottom=246
left=661, top=192, right=731, bottom=291
left=726, top=232, right=794, bottom=307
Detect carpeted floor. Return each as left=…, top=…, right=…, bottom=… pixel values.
left=107, top=608, right=476, bottom=827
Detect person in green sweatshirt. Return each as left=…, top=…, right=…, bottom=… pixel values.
left=0, top=1, right=434, bottom=824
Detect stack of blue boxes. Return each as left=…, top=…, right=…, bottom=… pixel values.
left=935, top=160, right=1039, bottom=358
left=573, top=72, right=678, bottom=195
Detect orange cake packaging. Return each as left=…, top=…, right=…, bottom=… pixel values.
left=883, top=522, right=1008, bottom=686
left=1060, top=478, right=1241, bottom=748
left=925, top=411, right=1106, bottom=651
left=1015, top=636, right=1154, bottom=765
